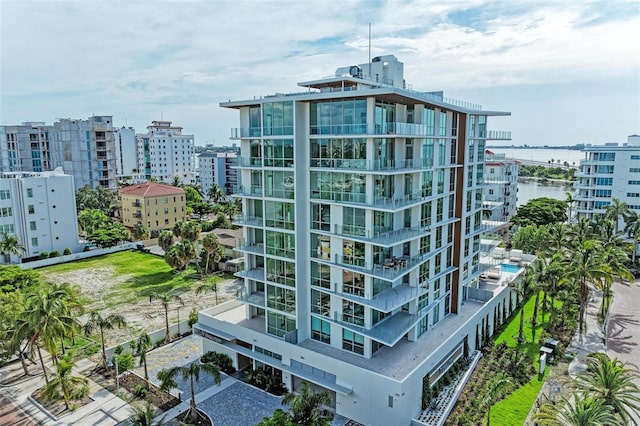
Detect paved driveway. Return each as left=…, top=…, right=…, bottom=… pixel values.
left=607, top=279, right=640, bottom=380
left=0, top=394, right=36, bottom=426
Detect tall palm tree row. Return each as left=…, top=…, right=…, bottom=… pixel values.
left=84, top=311, right=128, bottom=369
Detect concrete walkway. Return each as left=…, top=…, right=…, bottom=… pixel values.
left=0, top=354, right=132, bottom=426
left=567, top=288, right=606, bottom=378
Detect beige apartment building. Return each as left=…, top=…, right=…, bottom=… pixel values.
left=120, top=182, right=186, bottom=232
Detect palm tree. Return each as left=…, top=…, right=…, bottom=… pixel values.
left=12, top=283, right=82, bottom=384
left=158, top=362, right=221, bottom=422
left=208, top=183, right=227, bottom=204
left=516, top=272, right=532, bottom=344
left=149, top=291, right=183, bottom=343
left=282, top=381, right=332, bottom=426
left=77, top=208, right=110, bottom=235
left=42, top=354, right=88, bottom=410
left=535, top=393, right=622, bottom=426
left=180, top=221, right=201, bottom=242
left=560, top=240, right=610, bottom=335
left=171, top=175, right=181, bottom=187
left=0, top=231, right=26, bottom=263
left=83, top=311, right=127, bottom=369
left=196, top=276, right=221, bottom=305
left=482, top=373, right=512, bottom=426
left=605, top=198, right=630, bottom=233
left=575, top=353, right=640, bottom=424
left=133, top=332, right=153, bottom=382
left=201, top=233, right=224, bottom=275
left=157, top=230, right=174, bottom=253
left=130, top=403, right=167, bottom=426
left=567, top=217, right=595, bottom=248
left=624, top=210, right=640, bottom=264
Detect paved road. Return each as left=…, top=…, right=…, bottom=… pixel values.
left=607, top=279, right=640, bottom=381
left=0, top=394, right=36, bottom=426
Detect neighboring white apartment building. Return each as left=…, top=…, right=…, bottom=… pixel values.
left=0, top=168, right=79, bottom=263
left=576, top=134, right=640, bottom=228
left=483, top=150, right=519, bottom=223
left=198, top=151, right=240, bottom=197
left=195, top=55, right=523, bottom=425
left=136, top=120, right=196, bottom=185
left=114, top=126, right=139, bottom=180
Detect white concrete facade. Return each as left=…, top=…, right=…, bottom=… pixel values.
left=114, top=126, right=139, bottom=179
left=576, top=135, right=640, bottom=227
left=0, top=168, right=80, bottom=263
left=0, top=122, right=53, bottom=173
left=483, top=152, right=519, bottom=223
left=136, top=120, right=196, bottom=185
left=196, top=55, right=517, bottom=425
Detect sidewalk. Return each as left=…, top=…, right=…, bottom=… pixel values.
left=567, top=289, right=606, bottom=378
left=0, top=353, right=133, bottom=425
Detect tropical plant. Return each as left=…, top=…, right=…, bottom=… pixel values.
left=196, top=276, right=221, bottom=305
left=208, top=183, right=227, bottom=204
left=41, top=353, right=89, bottom=410
left=149, top=291, right=183, bottom=343
left=133, top=224, right=151, bottom=241
left=133, top=332, right=153, bottom=382
left=83, top=311, right=127, bottom=369
left=624, top=210, right=640, bottom=263
left=130, top=403, right=167, bottom=426
left=604, top=198, right=630, bottom=233
left=77, top=208, right=110, bottom=235
left=566, top=191, right=577, bottom=224
left=200, top=233, right=224, bottom=275
left=158, top=362, right=221, bottom=422
left=560, top=240, right=610, bottom=335
left=535, top=393, right=622, bottom=426
left=75, top=184, right=118, bottom=215
left=281, top=381, right=332, bottom=426
left=157, top=230, right=174, bottom=253
left=482, top=373, right=512, bottom=426
left=575, top=353, right=640, bottom=424
left=0, top=231, right=26, bottom=263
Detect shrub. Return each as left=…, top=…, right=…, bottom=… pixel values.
left=63, top=248, right=72, bottom=255
left=49, top=250, right=61, bottom=258
left=188, top=308, right=198, bottom=327
left=201, top=351, right=235, bottom=374
left=134, top=383, right=148, bottom=396
left=115, top=352, right=134, bottom=371
left=39, top=251, right=49, bottom=259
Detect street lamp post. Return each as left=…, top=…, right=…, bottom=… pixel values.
left=110, top=354, right=119, bottom=392
left=177, top=306, right=181, bottom=337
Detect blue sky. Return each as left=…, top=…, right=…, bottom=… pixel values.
left=1, top=0, right=638, bottom=147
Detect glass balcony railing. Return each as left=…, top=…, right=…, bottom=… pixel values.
left=230, top=127, right=262, bottom=138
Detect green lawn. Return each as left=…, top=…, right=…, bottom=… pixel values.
left=37, top=250, right=201, bottom=303
left=490, top=369, right=548, bottom=425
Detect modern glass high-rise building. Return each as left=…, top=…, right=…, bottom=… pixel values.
left=195, top=55, right=519, bottom=425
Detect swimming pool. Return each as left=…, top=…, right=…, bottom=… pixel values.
left=500, top=263, right=521, bottom=273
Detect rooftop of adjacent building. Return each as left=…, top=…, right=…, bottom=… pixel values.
left=198, top=151, right=238, bottom=158
left=119, top=181, right=185, bottom=197
left=583, top=134, right=640, bottom=149
left=0, top=167, right=69, bottom=179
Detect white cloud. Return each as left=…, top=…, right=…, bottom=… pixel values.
left=1, top=0, right=638, bottom=146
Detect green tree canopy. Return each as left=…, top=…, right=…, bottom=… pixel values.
left=87, top=221, right=130, bottom=248
left=511, top=224, right=550, bottom=254
left=75, top=184, right=117, bottom=215
left=0, top=266, right=39, bottom=292
left=511, top=197, right=568, bottom=227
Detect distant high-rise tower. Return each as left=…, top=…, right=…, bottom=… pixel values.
left=136, top=120, right=196, bottom=185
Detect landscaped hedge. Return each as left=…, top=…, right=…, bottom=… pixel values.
left=200, top=351, right=236, bottom=374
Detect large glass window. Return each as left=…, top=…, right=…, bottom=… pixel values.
left=375, top=101, right=396, bottom=134
left=373, top=210, right=392, bottom=235
left=311, top=171, right=366, bottom=203
left=311, top=317, right=331, bottom=344
left=343, top=271, right=365, bottom=296
left=265, top=170, right=294, bottom=199
left=264, top=139, right=294, bottom=167
left=265, top=230, right=295, bottom=259
left=311, top=290, right=330, bottom=316
left=310, top=99, right=367, bottom=134
left=311, top=203, right=330, bottom=231
left=311, top=262, right=331, bottom=288
left=311, top=138, right=367, bottom=168
left=343, top=240, right=365, bottom=267
left=263, top=101, right=293, bottom=136
left=374, top=138, right=394, bottom=169
left=267, top=285, right=296, bottom=313
left=266, top=258, right=296, bottom=287
left=343, top=301, right=365, bottom=326
left=265, top=201, right=295, bottom=230
left=423, top=108, right=435, bottom=135
left=342, top=329, right=365, bottom=355
left=344, top=207, right=366, bottom=237
left=249, top=107, right=261, bottom=136
left=267, top=311, right=296, bottom=338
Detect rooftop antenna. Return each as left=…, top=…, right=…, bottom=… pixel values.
left=368, top=23, right=372, bottom=78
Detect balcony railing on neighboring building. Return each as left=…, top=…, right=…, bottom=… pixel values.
left=230, top=127, right=262, bottom=139
left=309, top=157, right=433, bottom=172
left=486, top=130, right=512, bottom=140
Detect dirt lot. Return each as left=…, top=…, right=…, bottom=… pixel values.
left=46, top=266, right=243, bottom=348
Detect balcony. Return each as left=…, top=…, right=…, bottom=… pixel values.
left=485, top=130, right=512, bottom=140
left=230, top=127, right=262, bottom=139
left=480, top=220, right=509, bottom=233
left=132, top=201, right=142, bottom=207
left=233, top=215, right=264, bottom=227
left=309, top=157, right=432, bottom=172
left=309, top=122, right=434, bottom=137
left=235, top=267, right=265, bottom=282
left=316, top=283, right=428, bottom=313
left=237, top=241, right=264, bottom=255
left=133, top=211, right=142, bottom=218
left=235, top=157, right=263, bottom=168
left=324, top=251, right=438, bottom=282
left=316, top=224, right=430, bottom=247
left=237, top=290, right=265, bottom=308
left=232, top=185, right=263, bottom=197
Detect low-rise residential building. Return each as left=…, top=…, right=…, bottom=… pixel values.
left=0, top=168, right=79, bottom=263
left=119, top=182, right=187, bottom=233
left=576, top=134, right=640, bottom=228
left=483, top=150, right=519, bottom=223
